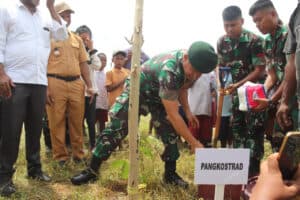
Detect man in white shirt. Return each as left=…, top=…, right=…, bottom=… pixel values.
left=0, top=0, right=68, bottom=197
left=76, top=25, right=101, bottom=149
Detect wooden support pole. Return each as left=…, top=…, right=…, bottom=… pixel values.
left=127, top=0, right=144, bottom=199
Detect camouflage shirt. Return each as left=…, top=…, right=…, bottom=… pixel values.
left=217, top=29, right=266, bottom=83
left=264, top=25, right=288, bottom=82
left=140, top=50, right=187, bottom=105
left=284, top=3, right=300, bottom=106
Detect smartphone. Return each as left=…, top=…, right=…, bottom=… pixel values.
left=278, top=132, right=300, bottom=180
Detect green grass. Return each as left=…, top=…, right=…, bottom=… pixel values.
left=0, top=115, right=273, bottom=200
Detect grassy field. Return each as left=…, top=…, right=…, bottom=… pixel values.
left=0, top=115, right=274, bottom=200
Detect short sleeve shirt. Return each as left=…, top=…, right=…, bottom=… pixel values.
left=217, top=29, right=265, bottom=84
left=47, top=32, right=88, bottom=76
left=264, top=25, right=288, bottom=82
left=140, top=50, right=186, bottom=104
left=105, top=67, right=130, bottom=107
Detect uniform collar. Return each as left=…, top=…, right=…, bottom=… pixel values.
left=266, top=24, right=286, bottom=42
left=224, top=29, right=250, bottom=43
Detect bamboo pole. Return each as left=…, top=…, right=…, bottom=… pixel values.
left=127, top=0, right=144, bottom=199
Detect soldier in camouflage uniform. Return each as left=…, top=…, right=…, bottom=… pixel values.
left=249, top=0, right=298, bottom=152
left=71, top=41, right=218, bottom=187
left=277, top=1, right=300, bottom=131
left=217, top=6, right=266, bottom=177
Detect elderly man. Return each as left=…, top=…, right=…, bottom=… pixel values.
left=46, top=2, right=93, bottom=165
left=0, top=0, right=68, bottom=197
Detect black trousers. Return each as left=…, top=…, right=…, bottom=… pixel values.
left=84, top=96, right=96, bottom=149
left=0, top=98, right=2, bottom=141
left=42, top=113, right=52, bottom=149
left=0, top=84, right=46, bottom=184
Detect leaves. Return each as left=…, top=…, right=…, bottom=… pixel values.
left=110, top=159, right=130, bottom=179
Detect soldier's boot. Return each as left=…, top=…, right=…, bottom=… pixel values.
left=163, top=161, right=188, bottom=189
left=71, top=156, right=101, bottom=185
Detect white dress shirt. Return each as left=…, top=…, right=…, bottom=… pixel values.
left=0, top=1, right=68, bottom=85
left=95, top=70, right=108, bottom=110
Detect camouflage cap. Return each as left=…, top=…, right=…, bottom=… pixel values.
left=188, top=41, right=218, bottom=73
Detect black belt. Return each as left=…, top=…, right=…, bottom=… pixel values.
left=47, top=74, right=80, bottom=82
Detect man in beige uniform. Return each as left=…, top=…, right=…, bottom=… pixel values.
left=46, top=2, right=93, bottom=165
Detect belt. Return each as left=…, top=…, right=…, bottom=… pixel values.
left=47, top=74, right=80, bottom=82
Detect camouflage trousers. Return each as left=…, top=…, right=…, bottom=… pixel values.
left=232, top=95, right=265, bottom=176
left=92, top=81, right=180, bottom=162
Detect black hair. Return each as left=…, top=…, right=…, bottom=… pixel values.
left=249, top=0, right=275, bottom=16
left=97, top=52, right=106, bottom=58
left=75, top=25, right=92, bottom=39
left=222, top=6, right=242, bottom=21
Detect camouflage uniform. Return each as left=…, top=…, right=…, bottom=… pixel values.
left=217, top=29, right=266, bottom=176
left=264, top=25, right=298, bottom=152
left=284, top=2, right=300, bottom=129
left=93, top=50, right=191, bottom=162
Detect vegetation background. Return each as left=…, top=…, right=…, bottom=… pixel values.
left=0, top=115, right=294, bottom=200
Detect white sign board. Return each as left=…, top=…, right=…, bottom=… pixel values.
left=194, top=148, right=250, bottom=185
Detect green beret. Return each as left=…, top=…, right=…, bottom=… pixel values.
left=188, top=41, right=218, bottom=73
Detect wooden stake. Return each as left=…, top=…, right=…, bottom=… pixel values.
left=128, top=0, right=144, bottom=199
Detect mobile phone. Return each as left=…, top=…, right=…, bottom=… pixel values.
left=278, top=132, right=300, bottom=180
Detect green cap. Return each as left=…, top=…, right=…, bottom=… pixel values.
left=188, top=41, right=218, bottom=73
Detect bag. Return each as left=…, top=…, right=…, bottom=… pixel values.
left=237, top=82, right=267, bottom=111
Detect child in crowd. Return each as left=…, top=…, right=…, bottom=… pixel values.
left=188, top=72, right=217, bottom=147
left=95, top=53, right=109, bottom=134
left=218, top=72, right=233, bottom=148
left=105, top=50, right=130, bottom=108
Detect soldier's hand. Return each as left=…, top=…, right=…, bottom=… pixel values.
left=0, top=72, right=15, bottom=98
left=253, top=98, right=270, bottom=112
left=191, top=141, right=204, bottom=153
left=219, top=88, right=230, bottom=96
left=276, top=103, right=292, bottom=130
left=226, top=83, right=238, bottom=95
left=186, top=111, right=199, bottom=129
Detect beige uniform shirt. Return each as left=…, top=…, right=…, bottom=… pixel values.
left=47, top=31, right=88, bottom=76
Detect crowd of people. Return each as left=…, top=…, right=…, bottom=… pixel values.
left=0, top=0, right=300, bottom=199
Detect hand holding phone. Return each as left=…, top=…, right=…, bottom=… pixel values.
left=278, top=132, right=300, bottom=180
left=250, top=153, right=300, bottom=200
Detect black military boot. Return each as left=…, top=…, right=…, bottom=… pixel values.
left=70, top=156, right=101, bottom=185
left=163, top=161, right=188, bottom=189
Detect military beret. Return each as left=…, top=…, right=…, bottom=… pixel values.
left=188, top=41, right=218, bottom=73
